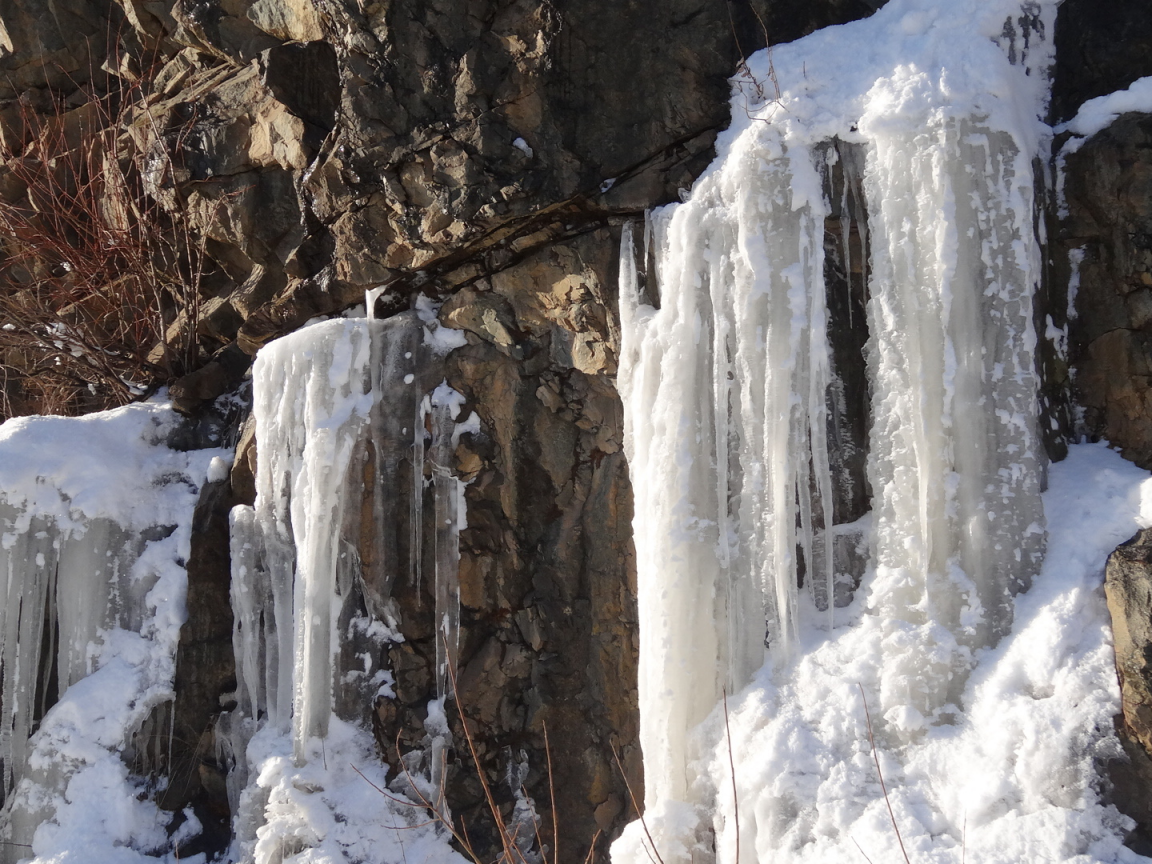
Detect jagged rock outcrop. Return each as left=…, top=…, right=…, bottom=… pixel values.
left=1049, top=0, right=1152, bottom=128
left=1051, top=0, right=1152, bottom=468
left=1060, top=114, right=1152, bottom=468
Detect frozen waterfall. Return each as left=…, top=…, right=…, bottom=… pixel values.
left=612, top=0, right=1143, bottom=861
left=618, top=105, right=1046, bottom=823
left=224, top=310, right=472, bottom=863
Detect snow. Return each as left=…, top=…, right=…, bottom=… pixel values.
left=612, top=0, right=1149, bottom=861
left=234, top=718, right=465, bottom=864
left=617, top=444, right=1151, bottom=864
left=0, top=402, right=218, bottom=532
left=0, top=402, right=226, bottom=864
left=1056, top=76, right=1152, bottom=144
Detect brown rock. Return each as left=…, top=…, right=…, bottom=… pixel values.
left=1107, top=530, right=1152, bottom=754
left=1063, top=113, right=1152, bottom=467
left=246, top=0, right=323, bottom=43
left=1104, top=529, right=1152, bottom=851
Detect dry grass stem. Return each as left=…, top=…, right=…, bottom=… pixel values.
left=610, top=744, right=664, bottom=864
left=857, top=683, right=912, bottom=864
left=0, top=36, right=220, bottom=418
left=360, top=635, right=563, bottom=864
left=722, top=690, right=740, bottom=864
left=850, top=835, right=875, bottom=864
left=544, top=722, right=558, bottom=864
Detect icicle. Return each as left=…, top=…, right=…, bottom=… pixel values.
left=863, top=117, right=1045, bottom=718
left=247, top=320, right=376, bottom=759
left=412, top=394, right=428, bottom=602
left=613, top=3, right=1065, bottom=861
left=618, top=129, right=835, bottom=808
left=0, top=511, right=54, bottom=800
left=230, top=505, right=268, bottom=726
left=429, top=383, right=465, bottom=700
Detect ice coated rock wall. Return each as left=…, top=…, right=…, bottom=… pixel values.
left=2, top=0, right=1152, bottom=859
left=222, top=313, right=476, bottom=863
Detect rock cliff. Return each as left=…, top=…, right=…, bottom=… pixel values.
left=4, top=0, right=1152, bottom=858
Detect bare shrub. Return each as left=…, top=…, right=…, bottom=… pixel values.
left=0, top=54, right=213, bottom=419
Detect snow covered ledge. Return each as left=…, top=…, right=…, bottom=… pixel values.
left=0, top=402, right=228, bottom=863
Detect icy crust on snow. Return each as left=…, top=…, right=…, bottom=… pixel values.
left=618, top=444, right=1152, bottom=864
left=0, top=402, right=225, bottom=864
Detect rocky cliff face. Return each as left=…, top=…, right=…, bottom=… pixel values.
left=1105, top=530, right=1152, bottom=854
left=0, top=0, right=884, bottom=857
left=1052, top=0, right=1152, bottom=467
left=6, top=0, right=1152, bottom=857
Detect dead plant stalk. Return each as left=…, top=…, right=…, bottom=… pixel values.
left=0, top=34, right=218, bottom=418
left=857, top=683, right=912, bottom=864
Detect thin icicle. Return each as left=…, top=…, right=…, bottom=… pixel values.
left=429, top=382, right=465, bottom=700
left=412, top=394, right=428, bottom=601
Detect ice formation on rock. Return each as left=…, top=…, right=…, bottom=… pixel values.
left=612, top=0, right=1142, bottom=861
left=223, top=312, right=472, bottom=863
left=0, top=404, right=224, bottom=863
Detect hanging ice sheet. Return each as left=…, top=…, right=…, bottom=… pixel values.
left=618, top=131, right=837, bottom=808
left=229, top=316, right=416, bottom=756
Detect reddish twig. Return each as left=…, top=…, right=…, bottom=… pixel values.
left=610, top=744, right=664, bottom=864
left=545, top=722, right=559, bottom=864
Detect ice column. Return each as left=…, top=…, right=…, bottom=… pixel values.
left=429, top=383, right=466, bottom=698
left=227, top=312, right=472, bottom=771
left=618, top=125, right=835, bottom=807
left=230, top=317, right=420, bottom=760
left=619, top=119, right=1046, bottom=807
left=863, top=117, right=1045, bottom=718
left=1, top=511, right=162, bottom=801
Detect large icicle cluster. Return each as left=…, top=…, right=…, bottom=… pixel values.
left=0, top=404, right=224, bottom=863
left=224, top=311, right=471, bottom=863
left=618, top=136, right=838, bottom=806
left=613, top=0, right=1145, bottom=861
left=864, top=114, right=1045, bottom=720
